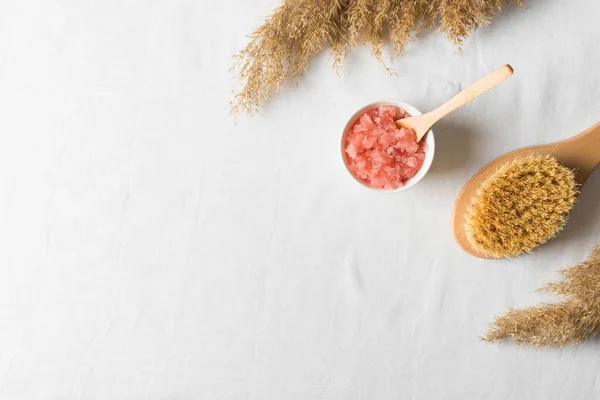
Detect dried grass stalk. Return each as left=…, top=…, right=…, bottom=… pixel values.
left=231, top=0, right=524, bottom=115
left=484, top=247, right=600, bottom=348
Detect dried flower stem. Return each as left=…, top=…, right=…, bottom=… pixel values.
left=484, top=246, right=600, bottom=348
left=232, top=0, right=524, bottom=115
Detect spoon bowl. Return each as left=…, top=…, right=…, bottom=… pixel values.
left=341, top=99, right=435, bottom=193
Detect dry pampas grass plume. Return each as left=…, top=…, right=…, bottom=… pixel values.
left=465, top=155, right=578, bottom=259
left=484, top=246, right=600, bottom=347
left=231, top=0, right=524, bottom=115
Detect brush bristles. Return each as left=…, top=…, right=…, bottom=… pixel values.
left=465, top=155, right=578, bottom=259
left=483, top=246, right=600, bottom=347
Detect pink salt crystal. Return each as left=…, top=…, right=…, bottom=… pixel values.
left=345, top=105, right=427, bottom=189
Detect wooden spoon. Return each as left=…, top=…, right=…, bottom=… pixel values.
left=452, top=121, right=600, bottom=258
left=396, top=65, right=514, bottom=141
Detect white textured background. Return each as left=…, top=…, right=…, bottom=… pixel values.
left=1, top=0, right=600, bottom=399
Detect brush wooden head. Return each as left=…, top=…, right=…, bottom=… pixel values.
left=465, top=155, right=578, bottom=258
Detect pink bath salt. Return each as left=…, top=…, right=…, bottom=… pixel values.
left=345, top=105, right=427, bottom=189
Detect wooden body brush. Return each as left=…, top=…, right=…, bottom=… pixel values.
left=453, top=121, right=600, bottom=259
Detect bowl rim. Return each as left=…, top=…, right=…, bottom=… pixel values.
left=340, top=99, right=436, bottom=193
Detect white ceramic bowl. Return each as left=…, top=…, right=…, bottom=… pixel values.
left=341, top=99, right=435, bottom=193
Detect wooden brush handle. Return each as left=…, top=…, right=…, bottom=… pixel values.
left=425, top=65, right=514, bottom=126
left=558, top=121, right=600, bottom=181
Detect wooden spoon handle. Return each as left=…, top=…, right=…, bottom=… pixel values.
left=558, top=120, right=600, bottom=182
left=425, top=64, right=514, bottom=126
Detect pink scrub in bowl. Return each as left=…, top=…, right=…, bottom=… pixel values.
left=341, top=100, right=435, bottom=192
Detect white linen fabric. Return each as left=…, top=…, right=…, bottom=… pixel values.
left=1, top=0, right=600, bottom=398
